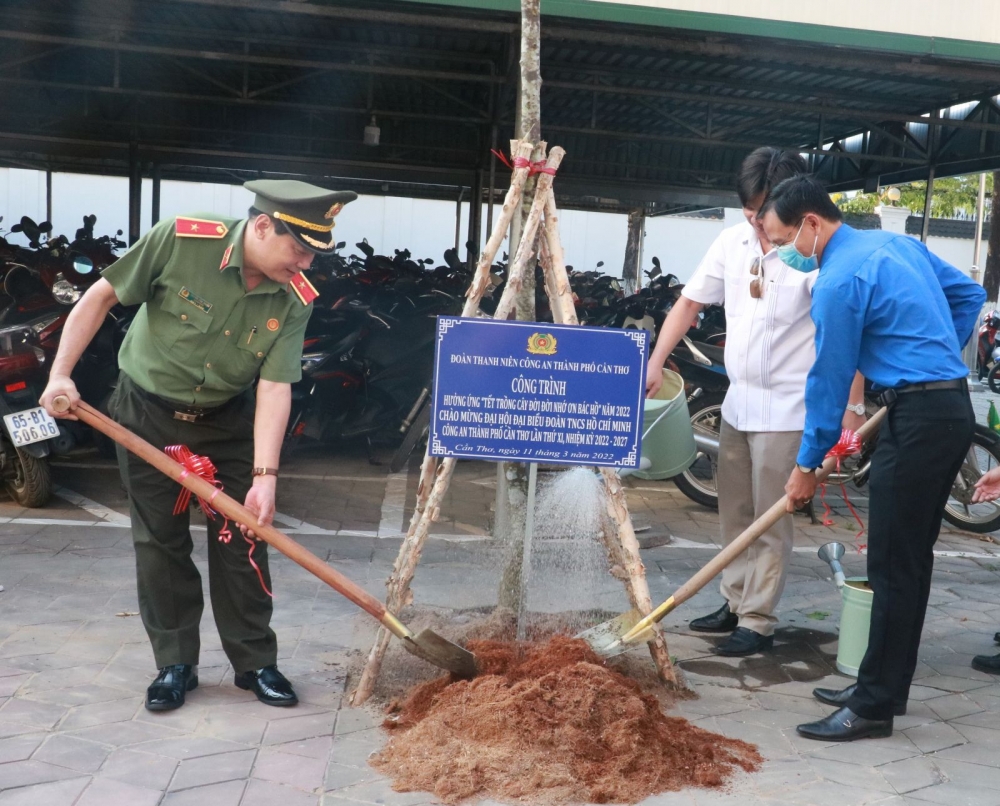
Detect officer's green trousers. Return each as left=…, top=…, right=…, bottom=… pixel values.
left=109, top=373, right=277, bottom=673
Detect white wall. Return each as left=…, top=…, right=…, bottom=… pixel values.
left=924, top=236, right=988, bottom=276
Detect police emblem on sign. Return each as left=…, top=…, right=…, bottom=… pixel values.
left=527, top=333, right=557, bottom=355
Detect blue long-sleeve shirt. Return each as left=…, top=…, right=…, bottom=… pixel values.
left=797, top=224, right=985, bottom=468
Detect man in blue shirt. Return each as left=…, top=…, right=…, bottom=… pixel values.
left=759, top=175, right=983, bottom=742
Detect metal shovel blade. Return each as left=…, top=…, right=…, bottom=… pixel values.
left=575, top=609, right=653, bottom=658
left=401, top=628, right=478, bottom=678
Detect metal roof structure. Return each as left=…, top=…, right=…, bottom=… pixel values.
left=1, top=0, right=1000, bottom=219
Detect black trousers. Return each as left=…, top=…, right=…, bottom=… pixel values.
left=847, top=388, right=974, bottom=720
left=109, top=373, right=277, bottom=673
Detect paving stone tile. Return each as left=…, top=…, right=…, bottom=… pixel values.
left=806, top=756, right=895, bottom=794
left=924, top=693, right=984, bottom=722
left=161, top=779, right=247, bottom=805
left=0, top=760, right=84, bottom=790
left=0, top=776, right=90, bottom=805
left=273, top=736, right=334, bottom=760
left=328, top=737, right=382, bottom=770
left=327, top=778, right=436, bottom=805
left=252, top=746, right=328, bottom=791
left=901, top=721, right=968, bottom=753
left=877, top=756, right=948, bottom=795
left=0, top=675, right=30, bottom=698
left=910, top=674, right=995, bottom=694
left=243, top=779, right=322, bottom=805
left=0, top=722, right=39, bottom=740
left=169, top=748, right=257, bottom=791
left=0, top=698, right=68, bottom=729
left=0, top=733, right=45, bottom=764
left=26, top=684, right=135, bottom=708
left=264, top=712, right=338, bottom=745
left=99, top=747, right=179, bottom=790
left=905, top=782, right=1000, bottom=806
left=196, top=711, right=267, bottom=745
left=68, top=719, right=184, bottom=746
left=18, top=663, right=105, bottom=694
left=57, top=697, right=141, bottom=731
left=762, top=778, right=898, bottom=805
left=31, top=734, right=111, bottom=773
left=140, top=736, right=252, bottom=760
left=324, top=762, right=384, bottom=792
left=332, top=708, right=379, bottom=737
left=803, top=739, right=920, bottom=767
left=949, top=709, right=1000, bottom=729
left=74, top=777, right=163, bottom=806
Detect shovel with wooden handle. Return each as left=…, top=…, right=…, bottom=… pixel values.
left=53, top=395, right=477, bottom=678
left=578, top=407, right=887, bottom=657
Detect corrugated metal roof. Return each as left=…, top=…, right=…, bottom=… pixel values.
left=0, top=0, right=998, bottom=212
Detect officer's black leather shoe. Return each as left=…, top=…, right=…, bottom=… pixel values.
left=146, top=664, right=198, bottom=712
left=972, top=652, right=1000, bottom=674
left=714, top=626, right=773, bottom=657
left=796, top=706, right=893, bottom=742
left=812, top=683, right=906, bottom=715
left=689, top=603, right=738, bottom=633
left=234, top=665, right=298, bottom=707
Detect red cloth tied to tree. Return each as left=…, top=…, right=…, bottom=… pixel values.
left=165, top=444, right=273, bottom=597
left=490, top=149, right=557, bottom=176
left=821, top=429, right=867, bottom=550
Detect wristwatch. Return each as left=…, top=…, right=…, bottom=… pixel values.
left=251, top=467, right=279, bottom=478
left=845, top=402, right=866, bottom=416
left=796, top=464, right=817, bottom=474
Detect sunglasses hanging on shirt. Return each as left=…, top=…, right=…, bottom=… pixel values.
left=749, top=255, right=764, bottom=299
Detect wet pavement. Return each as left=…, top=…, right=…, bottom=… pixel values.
left=1, top=395, right=1000, bottom=806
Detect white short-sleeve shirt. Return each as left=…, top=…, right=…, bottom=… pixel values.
left=681, top=221, right=817, bottom=433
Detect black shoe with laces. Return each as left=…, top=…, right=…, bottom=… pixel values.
left=234, top=665, right=298, bottom=707
left=812, top=683, right=906, bottom=715
left=146, top=664, right=198, bottom=712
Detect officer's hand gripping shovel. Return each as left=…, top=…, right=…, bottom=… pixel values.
left=577, top=407, right=886, bottom=658
left=53, top=396, right=477, bottom=678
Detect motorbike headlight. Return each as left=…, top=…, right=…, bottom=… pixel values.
left=52, top=279, right=83, bottom=305
left=301, top=352, right=329, bottom=373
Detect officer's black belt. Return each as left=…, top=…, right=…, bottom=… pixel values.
left=875, top=378, right=968, bottom=409
left=132, top=384, right=237, bottom=422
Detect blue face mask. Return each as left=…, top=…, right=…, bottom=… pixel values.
left=776, top=219, right=819, bottom=273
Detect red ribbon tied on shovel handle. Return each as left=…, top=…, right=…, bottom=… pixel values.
left=821, top=429, right=867, bottom=550
left=165, top=445, right=273, bottom=597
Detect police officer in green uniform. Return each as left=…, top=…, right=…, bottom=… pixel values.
left=40, top=180, right=356, bottom=712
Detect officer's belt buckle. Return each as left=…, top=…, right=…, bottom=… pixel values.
left=173, top=411, right=200, bottom=423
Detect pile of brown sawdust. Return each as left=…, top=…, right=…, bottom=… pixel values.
left=371, top=636, right=761, bottom=805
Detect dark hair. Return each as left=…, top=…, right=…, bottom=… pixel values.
left=758, top=175, right=843, bottom=225
left=735, top=147, right=808, bottom=207
left=248, top=206, right=289, bottom=236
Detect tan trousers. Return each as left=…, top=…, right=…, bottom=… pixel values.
left=717, top=419, right=801, bottom=636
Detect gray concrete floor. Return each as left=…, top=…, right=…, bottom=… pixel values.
left=1, top=397, right=1000, bottom=806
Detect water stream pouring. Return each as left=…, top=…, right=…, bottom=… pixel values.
left=52, top=395, right=477, bottom=678
left=818, top=542, right=847, bottom=588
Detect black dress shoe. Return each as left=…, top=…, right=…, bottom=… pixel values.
left=993, top=631, right=1000, bottom=645
left=146, top=664, right=198, bottom=712
left=813, top=683, right=906, bottom=716
left=972, top=652, right=1000, bottom=674
left=715, top=626, right=773, bottom=657
left=234, top=665, right=298, bottom=707
left=796, top=706, right=893, bottom=742
left=689, top=603, right=738, bottom=633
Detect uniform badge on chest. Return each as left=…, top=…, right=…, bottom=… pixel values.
left=178, top=287, right=213, bottom=314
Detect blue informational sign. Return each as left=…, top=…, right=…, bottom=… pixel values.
left=430, top=317, right=647, bottom=467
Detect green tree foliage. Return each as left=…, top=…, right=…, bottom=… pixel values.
left=835, top=174, right=994, bottom=218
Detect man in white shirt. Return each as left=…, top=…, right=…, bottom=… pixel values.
left=646, top=148, right=865, bottom=656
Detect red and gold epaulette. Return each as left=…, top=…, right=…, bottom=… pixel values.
left=290, top=273, right=319, bottom=306
left=176, top=217, right=229, bottom=239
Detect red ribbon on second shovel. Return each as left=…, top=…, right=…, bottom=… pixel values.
left=821, top=429, right=867, bottom=551
left=165, top=445, right=273, bottom=597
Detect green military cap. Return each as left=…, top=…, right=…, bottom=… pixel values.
left=244, top=179, right=357, bottom=254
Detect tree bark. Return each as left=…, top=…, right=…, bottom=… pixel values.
left=984, top=170, right=1000, bottom=303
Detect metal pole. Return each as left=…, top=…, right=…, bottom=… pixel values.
left=468, top=170, right=483, bottom=268
left=920, top=165, right=935, bottom=244
left=151, top=162, right=162, bottom=226
left=128, top=142, right=142, bottom=246
left=515, top=462, right=538, bottom=641
left=44, top=169, right=52, bottom=224
left=454, top=186, right=464, bottom=251
left=973, top=172, right=987, bottom=281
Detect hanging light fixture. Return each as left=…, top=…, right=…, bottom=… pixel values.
left=364, top=116, right=380, bottom=147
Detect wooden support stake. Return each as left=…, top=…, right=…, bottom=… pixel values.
left=493, top=146, right=565, bottom=321
left=540, top=189, right=677, bottom=685
left=351, top=141, right=539, bottom=706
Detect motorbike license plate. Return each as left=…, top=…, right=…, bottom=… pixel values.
left=3, top=407, right=59, bottom=447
